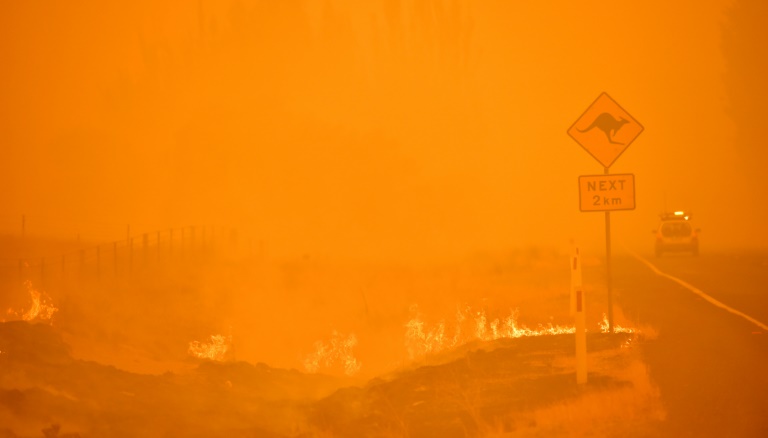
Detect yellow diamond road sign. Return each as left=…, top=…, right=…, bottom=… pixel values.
left=568, top=92, right=643, bottom=168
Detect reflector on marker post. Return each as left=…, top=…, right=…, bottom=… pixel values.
left=570, top=246, right=582, bottom=316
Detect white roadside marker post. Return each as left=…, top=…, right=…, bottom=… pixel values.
left=572, top=247, right=587, bottom=384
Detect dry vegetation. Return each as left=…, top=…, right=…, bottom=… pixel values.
left=0, top=238, right=664, bottom=437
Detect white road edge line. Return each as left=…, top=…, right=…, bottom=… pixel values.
left=626, top=249, right=768, bottom=332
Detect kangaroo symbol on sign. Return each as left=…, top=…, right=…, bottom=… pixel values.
left=577, top=113, right=629, bottom=145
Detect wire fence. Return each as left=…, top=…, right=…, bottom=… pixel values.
left=1, top=225, right=240, bottom=292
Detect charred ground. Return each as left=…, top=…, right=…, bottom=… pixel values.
left=0, top=320, right=646, bottom=437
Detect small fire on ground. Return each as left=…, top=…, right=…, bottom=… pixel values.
left=303, top=331, right=361, bottom=376
left=405, top=305, right=576, bottom=360
left=5, top=280, right=59, bottom=324
left=188, top=332, right=233, bottom=361
left=599, top=313, right=635, bottom=334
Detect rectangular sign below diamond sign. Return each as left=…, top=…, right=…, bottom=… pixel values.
left=578, top=174, right=636, bottom=212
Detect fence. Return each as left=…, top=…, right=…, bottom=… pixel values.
left=1, top=225, right=240, bottom=293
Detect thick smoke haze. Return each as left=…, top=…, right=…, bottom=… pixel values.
left=1, top=0, right=766, bottom=260
left=1, top=3, right=768, bottom=435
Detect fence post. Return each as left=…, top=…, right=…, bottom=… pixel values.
left=96, top=246, right=101, bottom=280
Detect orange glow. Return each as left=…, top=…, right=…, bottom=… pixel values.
left=0, top=1, right=765, bottom=435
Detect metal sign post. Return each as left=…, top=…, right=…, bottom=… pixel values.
left=568, top=92, right=643, bottom=333
left=603, top=167, right=614, bottom=333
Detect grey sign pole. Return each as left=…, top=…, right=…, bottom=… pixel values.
left=604, top=166, right=614, bottom=333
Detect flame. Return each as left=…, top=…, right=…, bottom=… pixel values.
left=6, top=281, right=59, bottom=323
left=303, top=331, right=361, bottom=376
left=406, top=305, right=576, bottom=360
left=599, top=313, right=635, bottom=334
left=188, top=333, right=232, bottom=361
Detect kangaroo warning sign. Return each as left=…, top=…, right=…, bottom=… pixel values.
left=568, top=93, right=643, bottom=168
left=578, top=174, right=636, bottom=212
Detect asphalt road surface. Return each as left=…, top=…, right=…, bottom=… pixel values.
left=611, top=250, right=768, bottom=437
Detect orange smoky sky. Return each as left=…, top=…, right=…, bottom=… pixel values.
left=1, top=0, right=766, bottom=261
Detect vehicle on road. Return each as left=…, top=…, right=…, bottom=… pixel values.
left=653, top=211, right=700, bottom=257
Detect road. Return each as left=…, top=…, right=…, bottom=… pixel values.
left=609, top=250, right=768, bottom=437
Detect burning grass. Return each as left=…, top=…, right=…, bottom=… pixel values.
left=0, top=246, right=662, bottom=436
left=3, top=320, right=657, bottom=437
left=599, top=312, right=635, bottom=334
left=0, top=322, right=661, bottom=437
left=303, top=331, right=362, bottom=376
left=405, top=305, right=576, bottom=362
left=306, top=331, right=662, bottom=437
left=187, top=332, right=233, bottom=361
left=301, top=304, right=640, bottom=378
left=5, top=281, right=58, bottom=324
